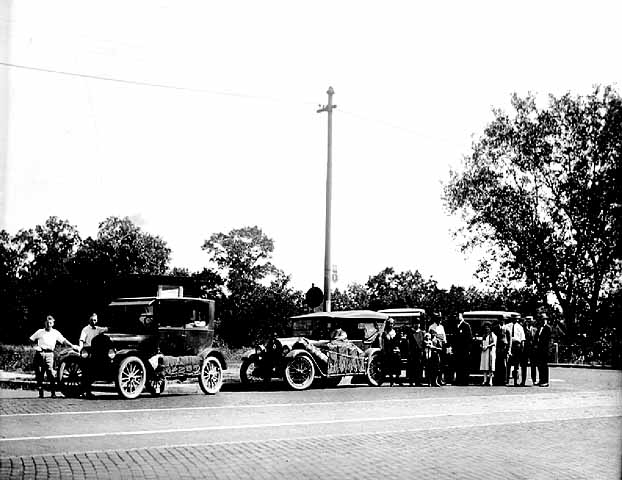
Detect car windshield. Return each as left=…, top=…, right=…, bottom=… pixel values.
left=106, top=303, right=155, bottom=334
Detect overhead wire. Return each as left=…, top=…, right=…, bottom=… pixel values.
left=1, top=60, right=469, bottom=146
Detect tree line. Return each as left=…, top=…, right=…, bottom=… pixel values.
left=1, top=86, right=619, bottom=364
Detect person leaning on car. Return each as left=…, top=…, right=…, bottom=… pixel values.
left=29, top=315, right=78, bottom=398
left=78, top=312, right=109, bottom=398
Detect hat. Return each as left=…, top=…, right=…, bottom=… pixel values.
left=429, top=327, right=437, bottom=334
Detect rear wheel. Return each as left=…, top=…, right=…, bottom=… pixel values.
left=58, top=357, right=85, bottom=398
left=115, top=356, right=146, bottom=399
left=366, top=352, right=385, bottom=386
left=284, top=355, right=315, bottom=391
left=199, top=357, right=223, bottom=395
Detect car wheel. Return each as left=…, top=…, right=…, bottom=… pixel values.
left=240, top=358, right=265, bottom=385
left=146, top=376, right=166, bottom=397
left=58, top=357, right=84, bottom=398
left=199, top=356, right=223, bottom=395
left=115, top=356, right=146, bottom=399
left=284, top=355, right=315, bottom=391
left=366, top=352, right=385, bottom=386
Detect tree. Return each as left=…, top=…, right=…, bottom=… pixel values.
left=74, top=216, right=171, bottom=278
left=332, top=283, right=370, bottom=311
left=366, top=267, right=438, bottom=311
left=202, top=226, right=277, bottom=292
left=444, top=86, right=622, bottom=335
left=202, top=226, right=303, bottom=346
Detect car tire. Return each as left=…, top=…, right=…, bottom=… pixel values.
left=240, top=357, right=265, bottom=385
left=115, top=356, right=147, bottom=399
left=284, top=355, right=315, bottom=391
left=58, top=356, right=85, bottom=398
left=366, top=352, right=385, bottom=387
left=199, top=356, right=223, bottom=395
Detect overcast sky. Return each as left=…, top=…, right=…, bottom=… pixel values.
left=1, top=0, right=621, bottom=291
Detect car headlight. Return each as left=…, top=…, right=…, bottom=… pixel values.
left=108, top=348, right=116, bottom=359
left=80, top=350, right=89, bottom=358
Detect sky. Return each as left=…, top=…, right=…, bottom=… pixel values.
left=1, top=0, right=621, bottom=292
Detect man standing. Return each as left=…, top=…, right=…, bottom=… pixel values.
left=507, top=316, right=525, bottom=386
left=381, top=318, right=402, bottom=386
left=453, top=313, right=473, bottom=385
left=521, top=316, right=537, bottom=386
left=534, top=309, right=552, bottom=387
left=79, top=313, right=108, bottom=398
left=406, top=319, right=425, bottom=386
left=430, top=313, right=448, bottom=384
left=493, top=319, right=511, bottom=385
left=79, top=313, right=108, bottom=352
left=30, top=315, right=78, bottom=398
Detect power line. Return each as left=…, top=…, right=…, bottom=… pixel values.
left=1, top=60, right=470, bottom=146
left=0, top=60, right=299, bottom=103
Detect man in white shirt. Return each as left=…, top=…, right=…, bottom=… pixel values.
left=30, top=315, right=77, bottom=398
left=79, top=313, right=108, bottom=398
left=79, top=313, right=108, bottom=352
left=507, top=316, right=526, bottom=386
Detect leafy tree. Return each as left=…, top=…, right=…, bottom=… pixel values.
left=332, top=283, right=370, bottom=311
left=202, top=226, right=277, bottom=291
left=366, top=267, right=438, bottom=311
left=202, top=226, right=303, bottom=346
left=74, top=216, right=170, bottom=278
left=444, top=86, right=622, bottom=335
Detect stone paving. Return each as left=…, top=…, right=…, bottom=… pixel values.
left=0, top=416, right=620, bottom=479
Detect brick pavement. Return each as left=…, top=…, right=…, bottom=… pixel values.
left=0, top=416, right=620, bottom=479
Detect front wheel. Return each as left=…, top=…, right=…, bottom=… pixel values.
left=366, top=353, right=385, bottom=386
left=58, top=357, right=85, bottom=398
left=115, top=356, right=146, bottom=399
left=240, top=357, right=266, bottom=385
left=284, top=355, right=315, bottom=391
left=199, top=357, right=223, bottom=395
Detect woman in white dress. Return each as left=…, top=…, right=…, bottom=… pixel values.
left=479, top=323, right=496, bottom=386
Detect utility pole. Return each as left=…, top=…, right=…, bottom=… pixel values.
left=317, top=87, right=336, bottom=312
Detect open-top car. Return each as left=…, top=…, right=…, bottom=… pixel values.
left=240, top=310, right=389, bottom=389
left=57, top=295, right=227, bottom=399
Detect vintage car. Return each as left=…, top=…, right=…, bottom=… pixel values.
left=240, top=310, right=389, bottom=389
left=57, top=296, right=227, bottom=399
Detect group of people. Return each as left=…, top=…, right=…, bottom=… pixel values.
left=480, top=311, right=552, bottom=387
left=379, top=310, right=552, bottom=388
left=29, top=313, right=107, bottom=398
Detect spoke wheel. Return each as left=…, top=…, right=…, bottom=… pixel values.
left=240, top=358, right=266, bottom=385
left=284, top=355, right=315, bottom=391
left=115, top=356, right=146, bottom=399
left=366, top=353, right=385, bottom=386
left=199, top=357, right=223, bottom=395
left=58, top=357, right=84, bottom=398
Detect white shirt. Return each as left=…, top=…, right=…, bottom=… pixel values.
left=509, top=322, right=525, bottom=343
left=434, top=324, right=446, bottom=344
left=79, top=325, right=107, bottom=348
left=30, top=328, right=67, bottom=351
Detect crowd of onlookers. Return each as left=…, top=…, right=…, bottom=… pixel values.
left=380, top=310, right=552, bottom=387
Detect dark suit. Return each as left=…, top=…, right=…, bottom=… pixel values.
left=534, top=323, right=551, bottom=384
left=453, top=320, right=473, bottom=385
left=493, top=324, right=510, bottom=385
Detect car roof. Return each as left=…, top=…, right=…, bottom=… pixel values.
left=462, top=310, right=521, bottom=318
left=290, top=310, right=389, bottom=321
left=378, top=308, right=425, bottom=316
left=109, top=297, right=212, bottom=307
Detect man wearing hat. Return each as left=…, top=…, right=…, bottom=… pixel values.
left=534, top=309, right=552, bottom=387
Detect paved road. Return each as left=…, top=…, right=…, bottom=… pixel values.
left=0, top=368, right=620, bottom=479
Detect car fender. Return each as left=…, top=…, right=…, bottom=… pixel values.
left=57, top=348, right=80, bottom=363
left=364, top=347, right=382, bottom=358
left=198, top=348, right=228, bottom=370
left=284, top=349, right=323, bottom=376
left=241, top=349, right=259, bottom=361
